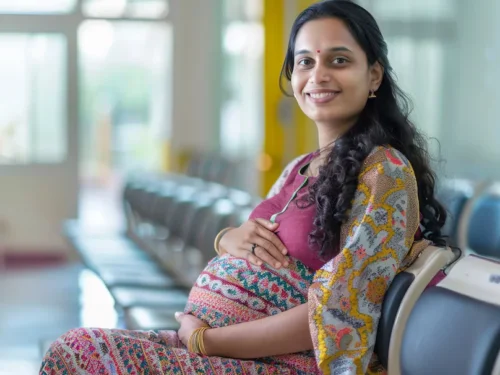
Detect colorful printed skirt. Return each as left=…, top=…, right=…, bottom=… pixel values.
left=40, top=255, right=321, bottom=374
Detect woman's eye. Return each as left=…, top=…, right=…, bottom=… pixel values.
left=333, top=57, right=348, bottom=64
left=297, top=58, right=313, bottom=66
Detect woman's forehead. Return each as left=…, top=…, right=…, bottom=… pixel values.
left=294, top=18, right=359, bottom=52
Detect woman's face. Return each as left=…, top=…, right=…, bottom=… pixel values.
left=291, top=17, right=383, bottom=127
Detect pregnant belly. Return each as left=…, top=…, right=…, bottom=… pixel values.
left=184, top=254, right=316, bottom=328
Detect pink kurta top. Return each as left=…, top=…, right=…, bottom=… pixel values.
left=249, top=153, right=326, bottom=270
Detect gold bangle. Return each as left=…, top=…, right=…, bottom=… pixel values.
left=213, top=227, right=234, bottom=255
left=188, top=326, right=210, bottom=355
left=188, top=328, right=199, bottom=353
left=188, top=331, right=195, bottom=352
left=197, top=327, right=208, bottom=355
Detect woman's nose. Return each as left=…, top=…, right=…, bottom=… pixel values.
left=309, top=64, right=330, bottom=84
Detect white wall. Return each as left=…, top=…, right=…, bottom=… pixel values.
left=0, top=168, right=78, bottom=253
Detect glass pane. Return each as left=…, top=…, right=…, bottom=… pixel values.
left=83, top=0, right=168, bottom=19
left=220, top=0, right=264, bottom=194
left=357, top=0, right=456, bottom=20
left=0, top=34, right=66, bottom=164
left=387, top=37, right=444, bottom=141
left=220, top=20, right=264, bottom=158
left=79, top=21, right=171, bottom=183
left=0, top=0, right=76, bottom=14
left=224, top=0, right=262, bottom=22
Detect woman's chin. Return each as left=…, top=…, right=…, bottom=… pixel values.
left=309, top=112, right=341, bottom=124
left=307, top=109, right=358, bottom=128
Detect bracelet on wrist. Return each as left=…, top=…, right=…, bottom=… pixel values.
left=188, top=326, right=210, bottom=355
left=213, top=227, right=234, bottom=255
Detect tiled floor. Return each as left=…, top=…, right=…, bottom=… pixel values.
left=0, top=264, right=80, bottom=374
left=0, top=262, right=118, bottom=375
left=0, top=187, right=126, bottom=374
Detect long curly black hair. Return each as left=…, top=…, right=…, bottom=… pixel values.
left=280, top=0, right=447, bottom=260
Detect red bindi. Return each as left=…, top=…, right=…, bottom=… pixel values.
left=316, top=49, right=321, bottom=53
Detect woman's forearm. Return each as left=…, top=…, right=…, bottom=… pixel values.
left=203, top=303, right=312, bottom=359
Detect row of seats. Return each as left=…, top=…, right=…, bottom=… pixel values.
left=65, top=172, right=500, bottom=374
left=184, top=152, right=244, bottom=189
left=67, top=173, right=261, bottom=331
left=436, top=178, right=500, bottom=260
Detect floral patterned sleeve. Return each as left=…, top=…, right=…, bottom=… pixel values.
left=266, top=154, right=307, bottom=199
left=308, top=147, right=422, bottom=375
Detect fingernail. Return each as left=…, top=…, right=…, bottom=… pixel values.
left=284, top=262, right=289, bottom=267
left=174, top=312, right=182, bottom=319
left=282, top=250, right=287, bottom=255
left=275, top=263, right=281, bottom=268
left=257, top=261, right=262, bottom=266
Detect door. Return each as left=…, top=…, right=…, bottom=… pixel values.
left=0, top=2, right=79, bottom=256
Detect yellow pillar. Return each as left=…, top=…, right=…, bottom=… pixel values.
left=261, top=0, right=286, bottom=196
left=161, top=140, right=172, bottom=172
left=261, top=0, right=318, bottom=196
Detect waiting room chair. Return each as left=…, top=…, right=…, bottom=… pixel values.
left=465, top=184, right=500, bottom=260
left=110, top=199, right=237, bottom=312
left=122, top=203, right=249, bottom=331
left=374, top=245, right=456, bottom=374
left=436, top=178, right=474, bottom=247
left=401, top=255, right=500, bottom=375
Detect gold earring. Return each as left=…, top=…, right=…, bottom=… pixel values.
left=369, top=90, right=377, bottom=99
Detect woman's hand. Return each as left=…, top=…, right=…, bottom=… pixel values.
left=175, top=312, right=208, bottom=348
left=219, top=219, right=289, bottom=268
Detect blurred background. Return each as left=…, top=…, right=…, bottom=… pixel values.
left=0, top=0, right=499, bottom=373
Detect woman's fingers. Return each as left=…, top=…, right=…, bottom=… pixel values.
left=241, top=243, right=282, bottom=268
left=254, top=219, right=288, bottom=255
left=244, top=248, right=263, bottom=266
left=249, top=237, right=289, bottom=268
left=255, top=245, right=288, bottom=268
left=174, top=312, right=185, bottom=321
left=224, top=219, right=290, bottom=268
left=254, top=218, right=279, bottom=231
left=244, top=244, right=289, bottom=269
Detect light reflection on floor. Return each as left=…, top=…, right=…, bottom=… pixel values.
left=79, top=268, right=119, bottom=328
left=0, top=359, right=40, bottom=375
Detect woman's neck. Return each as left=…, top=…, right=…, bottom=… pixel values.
left=316, top=117, right=357, bottom=150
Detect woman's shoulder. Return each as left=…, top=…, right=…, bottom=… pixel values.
left=266, top=153, right=314, bottom=198
left=361, top=145, right=414, bottom=178
left=284, top=152, right=314, bottom=171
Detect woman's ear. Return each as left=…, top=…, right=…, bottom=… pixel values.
left=370, top=61, right=384, bottom=91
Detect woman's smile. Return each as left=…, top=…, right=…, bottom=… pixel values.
left=305, top=89, right=340, bottom=104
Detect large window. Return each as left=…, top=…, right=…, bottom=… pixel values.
left=386, top=36, right=444, bottom=140
left=357, top=0, right=456, bottom=151
left=220, top=0, right=264, bottom=159
left=355, top=1, right=500, bottom=179
left=358, top=0, right=456, bottom=21
left=79, top=20, right=171, bottom=183
left=82, top=0, right=168, bottom=18
left=0, top=0, right=77, bottom=14
left=0, top=34, right=66, bottom=164
left=0, top=0, right=172, bottom=181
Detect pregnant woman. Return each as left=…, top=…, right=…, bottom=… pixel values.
left=40, top=1, right=446, bottom=374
